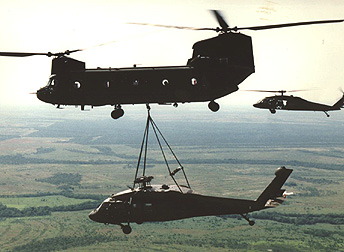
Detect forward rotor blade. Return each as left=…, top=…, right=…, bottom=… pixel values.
left=235, top=19, right=344, bottom=31
left=62, top=49, right=83, bottom=56
left=212, top=10, right=229, bottom=30
left=0, top=49, right=83, bottom=57
left=0, top=52, right=51, bottom=57
left=127, top=22, right=215, bottom=31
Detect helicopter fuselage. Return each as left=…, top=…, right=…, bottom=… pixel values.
left=37, top=63, right=242, bottom=106
left=253, top=95, right=343, bottom=116
left=89, top=167, right=293, bottom=234
left=89, top=185, right=258, bottom=225
left=36, top=33, right=255, bottom=118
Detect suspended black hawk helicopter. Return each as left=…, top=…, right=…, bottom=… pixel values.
left=88, top=109, right=293, bottom=234
left=252, top=90, right=344, bottom=117
left=1, top=11, right=343, bottom=119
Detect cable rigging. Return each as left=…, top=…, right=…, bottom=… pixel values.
left=133, top=106, right=191, bottom=192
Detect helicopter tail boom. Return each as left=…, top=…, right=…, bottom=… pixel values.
left=256, top=167, right=293, bottom=209
left=332, top=94, right=344, bottom=110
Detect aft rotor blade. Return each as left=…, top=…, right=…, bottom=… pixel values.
left=235, top=19, right=344, bottom=31
left=127, top=22, right=216, bottom=31
left=212, top=10, right=229, bottom=30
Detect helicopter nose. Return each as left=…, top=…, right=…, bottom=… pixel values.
left=88, top=209, right=99, bottom=222
left=36, top=88, right=44, bottom=101
left=36, top=87, right=49, bottom=102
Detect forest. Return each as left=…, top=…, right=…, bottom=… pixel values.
left=0, top=108, right=343, bottom=251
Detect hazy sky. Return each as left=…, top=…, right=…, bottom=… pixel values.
left=0, top=0, right=343, bottom=112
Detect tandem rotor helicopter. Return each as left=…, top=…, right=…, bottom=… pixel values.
left=251, top=90, right=344, bottom=117
left=1, top=11, right=343, bottom=119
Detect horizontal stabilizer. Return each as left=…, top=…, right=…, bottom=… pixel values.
left=264, top=191, right=293, bottom=207
left=264, top=199, right=281, bottom=208
left=272, top=198, right=285, bottom=204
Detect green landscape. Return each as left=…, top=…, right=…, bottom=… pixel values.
left=0, top=107, right=343, bottom=251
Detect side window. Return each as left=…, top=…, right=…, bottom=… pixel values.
left=191, top=78, right=197, bottom=86
left=74, top=81, right=81, bottom=89
left=49, top=79, right=58, bottom=89
left=143, top=202, right=153, bottom=214
left=162, top=79, right=169, bottom=86
left=133, top=80, right=139, bottom=86
left=46, top=75, right=57, bottom=88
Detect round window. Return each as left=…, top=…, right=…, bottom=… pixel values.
left=74, top=81, right=81, bottom=89
left=162, top=79, right=169, bottom=86
left=191, top=78, right=197, bottom=86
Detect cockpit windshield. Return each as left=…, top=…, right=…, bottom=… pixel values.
left=45, top=74, right=57, bottom=88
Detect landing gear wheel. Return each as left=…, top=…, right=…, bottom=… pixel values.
left=240, top=213, right=255, bottom=226
left=269, top=108, right=276, bottom=114
left=135, top=218, right=143, bottom=225
left=111, top=108, right=124, bottom=119
left=208, top=101, right=220, bottom=112
left=121, top=224, right=132, bottom=234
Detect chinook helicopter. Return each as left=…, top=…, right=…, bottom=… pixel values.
left=1, top=11, right=343, bottom=119
left=252, top=90, right=344, bottom=117
left=88, top=110, right=293, bottom=234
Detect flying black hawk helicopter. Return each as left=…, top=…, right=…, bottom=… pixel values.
left=88, top=109, right=293, bottom=234
left=89, top=167, right=293, bottom=234
left=1, top=11, right=343, bottom=119
left=252, top=90, right=344, bottom=117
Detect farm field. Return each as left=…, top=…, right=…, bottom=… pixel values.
left=0, top=106, right=343, bottom=251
